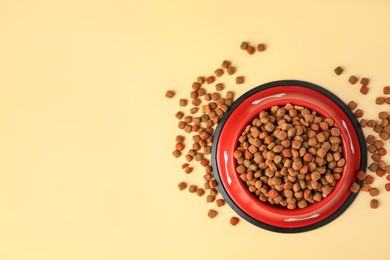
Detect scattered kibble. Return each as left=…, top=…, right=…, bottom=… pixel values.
left=257, top=43, right=266, bottom=52
left=347, top=101, right=358, bottom=110
left=221, top=60, right=231, bottom=69
left=230, top=217, right=240, bottom=226
left=216, top=199, right=225, bottom=207
left=334, top=66, right=344, bottom=75
left=179, top=99, right=188, bottom=107
left=236, top=76, right=244, bottom=84
left=369, top=187, right=380, bottom=197
left=240, top=41, right=249, bottom=50
left=208, top=209, right=218, bottom=218
left=370, top=199, right=379, bottom=209
left=360, top=78, right=369, bottom=86
left=227, top=66, right=236, bottom=75
left=178, top=182, right=187, bottom=191
left=383, top=86, right=390, bottom=94
left=360, top=86, right=369, bottom=95
left=247, top=46, right=255, bottom=55
left=350, top=182, right=360, bottom=193
left=349, top=75, right=358, bottom=84
left=165, top=90, right=175, bottom=98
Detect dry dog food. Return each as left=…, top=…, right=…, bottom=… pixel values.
left=178, top=182, right=187, bottom=191
left=208, top=209, right=218, bottom=218
left=349, top=76, right=358, bottom=84
left=361, top=78, right=369, bottom=86
left=240, top=41, right=249, bottom=50
left=236, top=76, right=244, bottom=84
left=247, top=46, right=255, bottom=55
left=334, top=66, right=344, bottom=75
left=257, top=43, right=266, bottom=52
left=370, top=199, right=379, bottom=209
left=383, top=86, right=390, bottom=94
left=165, top=90, right=175, bottom=98
left=229, top=217, right=240, bottom=226
left=233, top=104, right=345, bottom=209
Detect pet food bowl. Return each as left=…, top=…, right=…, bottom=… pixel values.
left=211, top=80, right=367, bottom=233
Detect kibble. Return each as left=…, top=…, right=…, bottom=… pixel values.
left=227, top=66, right=236, bottom=75
left=348, top=101, right=358, bottom=110
left=376, top=97, right=385, bottom=105
left=178, top=182, right=187, bottom=191
left=221, top=60, right=231, bottom=69
left=361, top=77, right=369, bottom=86
left=205, top=76, right=215, bottom=84
left=236, top=76, right=244, bottom=84
left=350, top=182, right=360, bottom=193
left=207, top=209, right=218, bottom=218
left=196, top=188, right=205, bottom=197
left=233, top=104, right=344, bottom=209
left=214, top=68, right=224, bottom=77
left=179, top=99, right=188, bottom=107
left=369, top=187, right=380, bottom=197
left=257, top=43, right=266, bottom=52
left=334, top=66, right=344, bottom=75
left=240, top=41, right=249, bottom=50
left=360, top=86, right=369, bottom=95
left=247, top=46, right=255, bottom=55
left=206, top=195, right=215, bottom=203
left=349, top=75, right=358, bottom=84
left=370, top=199, right=379, bottom=209
left=230, top=217, right=240, bottom=226
left=216, top=199, right=225, bottom=207
left=165, top=90, right=175, bottom=98
left=189, top=185, right=198, bottom=193
left=384, top=86, right=390, bottom=94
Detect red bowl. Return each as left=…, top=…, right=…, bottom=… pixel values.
left=212, top=80, right=367, bottom=233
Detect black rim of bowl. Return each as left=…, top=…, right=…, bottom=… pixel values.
left=211, top=80, right=367, bottom=233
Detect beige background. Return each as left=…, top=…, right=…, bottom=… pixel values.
left=1, top=0, right=390, bottom=259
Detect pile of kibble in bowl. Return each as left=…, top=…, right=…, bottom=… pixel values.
left=166, top=41, right=390, bottom=226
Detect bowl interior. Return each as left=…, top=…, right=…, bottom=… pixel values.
left=212, top=81, right=365, bottom=231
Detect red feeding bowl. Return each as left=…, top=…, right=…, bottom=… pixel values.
left=212, top=80, right=367, bottom=233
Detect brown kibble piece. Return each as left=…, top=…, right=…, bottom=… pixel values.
left=206, top=76, right=215, bottom=84
left=221, top=60, right=231, bottom=69
left=247, top=46, right=255, bottom=55
left=236, top=76, right=244, bottom=84
left=385, top=183, right=390, bottom=192
left=207, top=209, right=217, bottom=219
left=365, top=175, right=374, bottom=185
left=206, top=195, right=215, bottom=203
left=230, top=217, right=239, bottom=226
left=376, top=97, right=385, bottom=105
left=257, top=43, right=266, bottom=52
left=188, top=185, right=198, bottom=193
left=360, top=86, right=369, bottom=95
left=356, top=170, right=367, bottom=181
left=216, top=199, right=225, bottom=207
left=172, top=150, right=181, bottom=158
left=196, top=188, right=205, bottom=197
left=178, top=182, right=187, bottom=191
left=215, top=83, right=224, bottom=91
left=360, top=77, right=369, bottom=86
left=179, top=99, right=188, bottom=107
left=369, top=187, right=379, bottom=197
left=347, top=101, right=358, bottom=110
left=370, top=199, right=379, bottom=209
left=175, top=111, right=184, bottom=120
left=240, top=41, right=249, bottom=50
left=227, top=66, right=236, bottom=75
left=214, top=68, right=224, bottom=77
left=334, top=66, right=343, bottom=75
left=384, top=86, right=390, bottom=94
left=165, top=90, right=175, bottom=98
left=354, top=109, right=363, bottom=118
left=350, top=182, right=360, bottom=193
left=348, top=75, right=358, bottom=84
